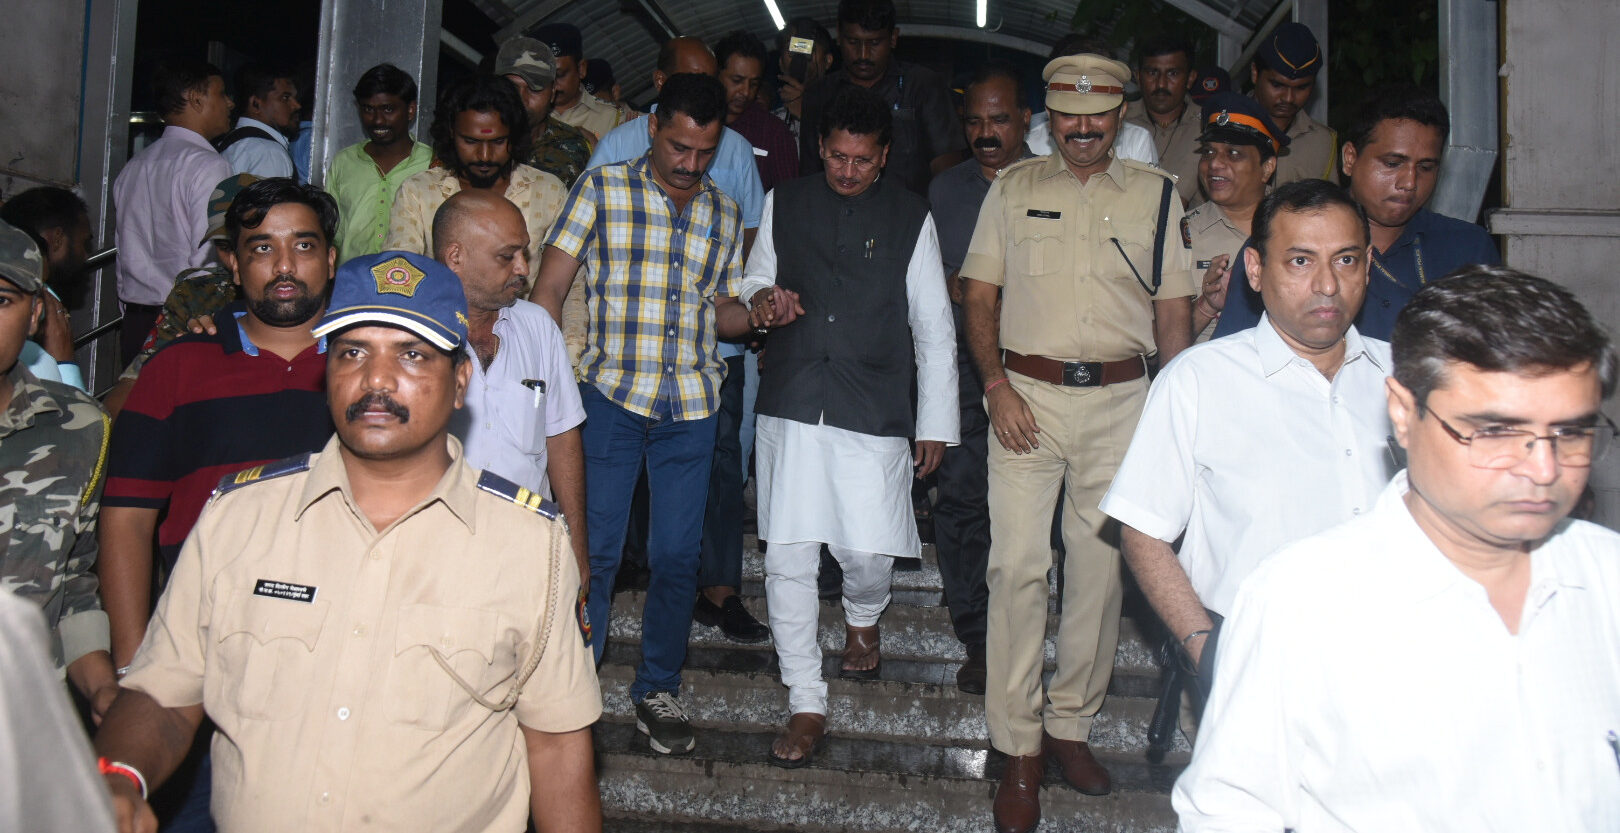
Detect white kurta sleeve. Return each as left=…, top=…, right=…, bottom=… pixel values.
left=738, top=190, right=778, bottom=306
left=907, top=213, right=959, bottom=445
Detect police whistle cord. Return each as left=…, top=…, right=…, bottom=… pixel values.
left=431, top=515, right=566, bottom=712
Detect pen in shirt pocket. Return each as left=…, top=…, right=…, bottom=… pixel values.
left=522, top=379, right=545, bottom=407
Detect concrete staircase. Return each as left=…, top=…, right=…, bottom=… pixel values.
left=595, top=542, right=1186, bottom=832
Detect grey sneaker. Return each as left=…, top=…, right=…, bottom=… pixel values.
left=635, top=691, right=695, bottom=754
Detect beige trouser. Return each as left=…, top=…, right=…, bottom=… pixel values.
left=985, top=371, right=1147, bottom=756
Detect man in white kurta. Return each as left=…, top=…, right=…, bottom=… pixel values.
left=738, top=85, right=957, bottom=766
left=1175, top=266, right=1620, bottom=831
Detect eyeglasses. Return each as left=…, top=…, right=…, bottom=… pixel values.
left=1426, top=409, right=1618, bottom=469
left=821, top=149, right=879, bottom=172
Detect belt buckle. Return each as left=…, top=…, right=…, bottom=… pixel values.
left=1062, top=361, right=1100, bottom=386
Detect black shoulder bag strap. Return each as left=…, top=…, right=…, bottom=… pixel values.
left=213, top=125, right=277, bottom=153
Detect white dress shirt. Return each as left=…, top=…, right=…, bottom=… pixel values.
left=112, top=124, right=233, bottom=305
left=742, top=190, right=959, bottom=556
left=449, top=300, right=584, bottom=497
left=1100, top=315, right=1395, bottom=616
left=220, top=116, right=295, bottom=179
left=1174, top=470, right=1620, bottom=832
left=1026, top=112, right=1159, bottom=166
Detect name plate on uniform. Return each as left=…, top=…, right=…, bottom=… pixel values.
left=253, top=579, right=317, bottom=604
left=1026, top=209, right=1062, bottom=219
left=1197, top=259, right=1213, bottom=269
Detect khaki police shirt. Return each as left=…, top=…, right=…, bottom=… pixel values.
left=961, top=153, right=1197, bottom=362
left=1182, top=202, right=1250, bottom=343
left=1274, top=109, right=1338, bottom=186
left=1126, top=101, right=1203, bottom=206
left=553, top=90, right=626, bottom=144
left=122, top=435, right=601, bottom=833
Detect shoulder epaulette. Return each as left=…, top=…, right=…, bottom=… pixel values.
left=476, top=470, right=559, bottom=519
left=1119, top=157, right=1176, bottom=181
left=213, top=454, right=312, bottom=497
left=1000, top=156, right=1046, bottom=176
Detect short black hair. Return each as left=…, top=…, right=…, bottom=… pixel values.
left=430, top=75, right=533, bottom=168
left=224, top=178, right=340, bottom=251
left=152, top=58, right=222, bottom=117
left=818, top=83, right=892, bottom=147
left=0, top=187, right=89, bottom=240
left=838, top=0, right=896, bottom=32
left=968, top=60, right=1023, bottom=96
left=1249, top=178, right=1369, bottom=259
left=1048, top=33, right=1115, bottom=62
left=1394, top=265, right=1619, bottom=407
left=352, top=63, right=418, bottom=104
left=1136, top=32, right=1195, bottom=66
left=778, top=17, right=835, bottom=56
left=653, top=73, right=727, bottom=129
left=714, top=30, right=769, bottom=72
left=234, top=64, right=295, bottom=106
left=1344, top=85, right=1450, bottom=152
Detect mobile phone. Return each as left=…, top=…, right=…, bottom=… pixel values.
left=785, top=36, right=814, bottom=83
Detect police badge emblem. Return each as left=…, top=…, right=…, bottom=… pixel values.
left=371, top=256, right=427, bottom=297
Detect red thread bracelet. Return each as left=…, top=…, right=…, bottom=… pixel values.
left=984, top=377, right=1010, bottom=395
left=98, top=757, right=148, bottom=799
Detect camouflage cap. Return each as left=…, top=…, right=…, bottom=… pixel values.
left=199, top=173, right=261, bottom=247
left=495, top=37, right=558, bottom=92
left=0, top=221, right=44, bottom=293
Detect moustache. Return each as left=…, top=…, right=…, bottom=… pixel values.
left=345, top=392, right=411, bottom=423
left=973, top=136, right=1003, bottom=150
left=671, top=168, right=700, bottom=179
left=1065, top=132, right=1105, bottom=143
left=267, top=275, right=305, bottom=291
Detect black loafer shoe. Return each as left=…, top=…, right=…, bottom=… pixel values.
left=694, top=594, right=771, bottom=643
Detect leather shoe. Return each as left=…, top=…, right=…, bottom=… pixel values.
left=693, top=594, right=771, bottom=644
left=992, top=753, right=1043, bottom=833
left=1042, top=732, right=1111, bottom=796
left=955, top=643, right=986, bottom=695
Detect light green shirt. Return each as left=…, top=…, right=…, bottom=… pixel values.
left=324, top=140, right=433, bottom=263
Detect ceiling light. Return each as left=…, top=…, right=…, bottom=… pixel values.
left=764, top=0, right=786, bottom=30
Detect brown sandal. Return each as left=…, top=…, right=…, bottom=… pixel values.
left=767, top=712, right=827, bottom=769
left=840, top=624, right=881, bottom=680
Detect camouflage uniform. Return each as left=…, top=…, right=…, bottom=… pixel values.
left=0, top=363, right=112, bottom=670
left=529, top=115, right=594, bottom=190
left=120, top=265, right=238, bottom=381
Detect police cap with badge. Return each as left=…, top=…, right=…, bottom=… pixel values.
left=1198, top=91, right=1290, bottom=157
left=1254, top=21, right=1323, bottom=80
left=1042, top=53, right=1133, bottom=115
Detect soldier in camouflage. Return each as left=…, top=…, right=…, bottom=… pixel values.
left=495, top=35, right=595, bottom=189
left=0, top=220, right=119, bottom=720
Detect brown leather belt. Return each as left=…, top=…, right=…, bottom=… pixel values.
left=1002, top=349, right=1147, bottom=387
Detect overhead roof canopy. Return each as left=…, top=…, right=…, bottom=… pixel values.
left=463, top=0, right=1282, bottom=104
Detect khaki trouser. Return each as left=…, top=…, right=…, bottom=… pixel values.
left=984, top=371, right=1147, bottom=756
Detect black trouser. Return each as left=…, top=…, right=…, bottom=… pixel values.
left=120, top=302, right=162, bottom=367
left=699, top=355, right=745, bottom=589
left=932, top=305, right=991, bottom=647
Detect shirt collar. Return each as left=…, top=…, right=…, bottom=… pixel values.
left=1254, top=313, right=1382, bottom=376
left=230, top=309, right=328, bottom=357
left=162, top=124, right=217, bottom=150
left=1035, top=150, right=1126, bottom=190
left=1380, top=207, right=1438, bottom=254
left=295, top=433, right=479, bottom=531
left=235, top=117, right=290, bottom=149
left=629, top=151, right=715, bottom=196
left=976, top=146, right=1036, bottom=184
left=0, top=363, right=58, bottom=437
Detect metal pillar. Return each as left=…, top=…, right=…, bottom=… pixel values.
left=308, top=0, right=445, bottom=188
left=76, top=0, right=141, bottom=394
left=1430, top=0, right=1498, bottom=223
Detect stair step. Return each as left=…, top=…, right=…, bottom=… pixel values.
left=594, top=654, right=1187, bottom=758
left=594, top=721, right=1181, bottom=833
left=607, top=590, right=1163, bottom=676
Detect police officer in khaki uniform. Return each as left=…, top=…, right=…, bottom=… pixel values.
left=94, top=251, right=602, bottom=833
left=1184, top=92, right=1288, bottom=341
left=959, top=53, right=1197, bottom=833
left=1125, top=34, right=1203, bottom=206
left=1251, top=22, right=1337, bottom=186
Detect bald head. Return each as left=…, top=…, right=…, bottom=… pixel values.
left=431, top=189, right=522, bottom=260
left=655, top=37, right=717, bottom=87
left=432, top=190, right=531, bottom=313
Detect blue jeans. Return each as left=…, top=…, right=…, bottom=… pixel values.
left=580, top=383, right=716, bottom=702
left=699, top=355, right=744, bottom=589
